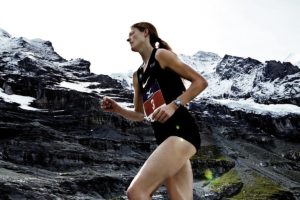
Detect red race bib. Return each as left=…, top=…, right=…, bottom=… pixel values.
left=142, top=80, right=166, bottom=119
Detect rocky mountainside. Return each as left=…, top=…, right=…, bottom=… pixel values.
left=285, top=53, right=300, bottom=68
left=0, top=28, right=300, bottom=199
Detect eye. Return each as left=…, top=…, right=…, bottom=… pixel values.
left=129, top=31, right=135, bottom=36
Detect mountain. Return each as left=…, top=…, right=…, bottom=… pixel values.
left=179, top=51, right=222, bottom=74
left=110, top=70, right=134, bottom=90
left=1, top=28, right=300, bottom=199
left=285, top=53, right=300, bottom=67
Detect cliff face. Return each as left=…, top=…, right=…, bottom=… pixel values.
left=0, top=28, right=149, bottom=199
left=187, top=53, right=300, bottom=199
left=0, top=28, right=299, bottom=199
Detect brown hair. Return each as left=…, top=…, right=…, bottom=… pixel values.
left=131, top=22, right=172, bottom=51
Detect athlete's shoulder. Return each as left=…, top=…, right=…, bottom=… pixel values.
left=156, top=48, right=177, bottom=60
left=156, top=48, right=173, bottom=56
left=133, top=70, right=138, bottom=76
left=133, top=70, right=140, bottom=81
left=155, top=48, right=178, bottom=69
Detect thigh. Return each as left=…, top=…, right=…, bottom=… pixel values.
left=128, top=136, right=196, bottom=196
left=165, top=160, right=194, bottom=200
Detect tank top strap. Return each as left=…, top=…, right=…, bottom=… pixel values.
left=137, top=48, right=158, bottom=91
left=136, top=65, right=143, bottom=90
left=144, top=48, right=157, bottom=75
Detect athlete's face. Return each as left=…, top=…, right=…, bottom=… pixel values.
left=127, top=27, right=146, bottom=52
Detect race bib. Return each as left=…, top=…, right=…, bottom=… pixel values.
left=142, top=80, right=166, bottom=119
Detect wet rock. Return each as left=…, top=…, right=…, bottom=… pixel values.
left=282, top=151, right=300, bottom=162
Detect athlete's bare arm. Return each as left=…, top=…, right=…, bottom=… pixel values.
left=156, top=49, right=208, bottom=106
left=151, top=49, right=208, bottom=123
left=101, top=71, right=144, bottom=122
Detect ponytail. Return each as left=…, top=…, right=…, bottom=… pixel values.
left=156, top=37, right=172, bottom=51
left=131, top=22, right=172, bottom=51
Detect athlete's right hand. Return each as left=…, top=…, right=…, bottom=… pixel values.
left=100, top=96, right=120, bottom=112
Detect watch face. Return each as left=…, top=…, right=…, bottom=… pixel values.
left=175, top=99, right=181, bottom=107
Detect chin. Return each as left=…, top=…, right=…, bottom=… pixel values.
left=131, top=47, right=138, bottom=52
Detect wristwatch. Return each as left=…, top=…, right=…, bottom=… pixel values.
left=173, top=99, right=182, bottom=108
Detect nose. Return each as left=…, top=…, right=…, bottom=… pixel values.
left=126, top=38, right=130, bottom=42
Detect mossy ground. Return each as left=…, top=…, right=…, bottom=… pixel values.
left=208, top=168, right=287, bottom=199
left=231, top=172, right=284, bottom=200
left=192, top=145, right=292, bottom=199
left=208, top=169, right=241, bottom=193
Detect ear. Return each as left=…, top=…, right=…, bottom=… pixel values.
left=144, top=29, right=149, bottom=37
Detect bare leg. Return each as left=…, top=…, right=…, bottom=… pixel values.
left=126, top=136, right=196, bottom=200
left=165, top=160, right=194, bottom=200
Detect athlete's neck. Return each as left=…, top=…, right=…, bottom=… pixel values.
left=140, top=46, right=154, bottom=68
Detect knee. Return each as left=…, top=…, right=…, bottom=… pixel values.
left=126, top=185, right=140, bottom=200
left=126, top=185, right=148, bottom=200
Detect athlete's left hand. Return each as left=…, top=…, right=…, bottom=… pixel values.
left=151, top=103, right=178, bottom=123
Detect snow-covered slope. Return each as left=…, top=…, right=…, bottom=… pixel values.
left=179, top=51, right=222, bottom=75
left=109, top=50, right=300, bottom=117
left=0, top=28, right=128, bottom=111
left=0, top=28, right=91, bottom=80
left=110, top=70, right=134, bottom=90
left=111, top=51, right=221, bottom=90
left=285, top=53, right=300, bottom=67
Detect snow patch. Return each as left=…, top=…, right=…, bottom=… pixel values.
left=110, top=70, right=134, bottom=90
left=59, top=81, right=114, bottom=94
left=118, top=102, right=134, bottom=111
left=213, top=98, right=300, bottom=116
left=0, top=89, right=42, bottom=111
left=201, top=78, right=233, bottom=98
left=284, top=53, right=300, bottom=67
left=0, top=28, right=11, bottom=38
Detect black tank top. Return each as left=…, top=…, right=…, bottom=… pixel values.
left=137, top=48, right=186, bottom=105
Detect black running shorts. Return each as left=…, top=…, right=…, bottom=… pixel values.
left=151, top=106, right=201, bottom=151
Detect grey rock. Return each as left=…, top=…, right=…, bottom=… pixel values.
left=0, top=27, right=299, bottom=199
